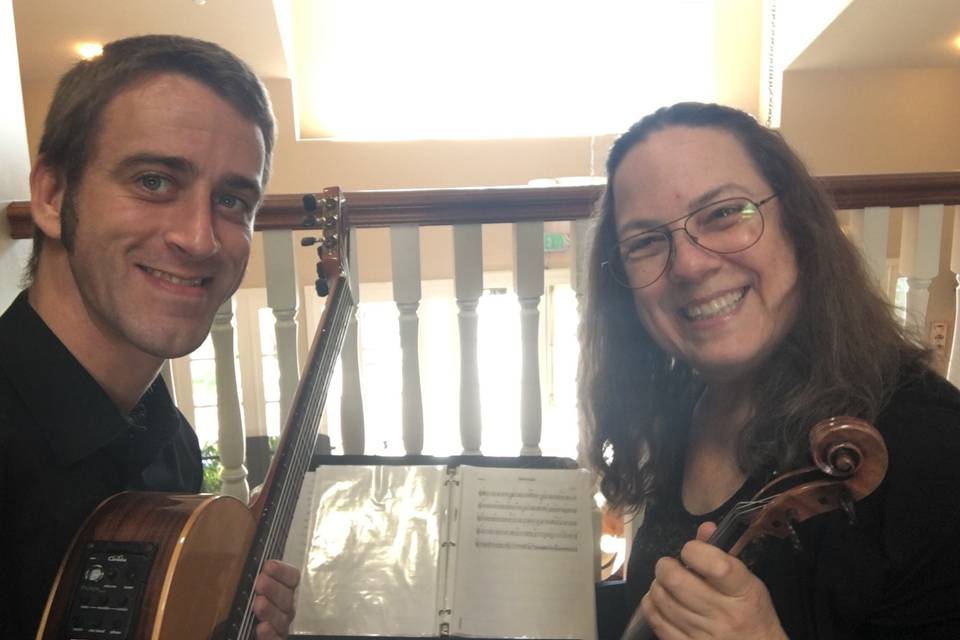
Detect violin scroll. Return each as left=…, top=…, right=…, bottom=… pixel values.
left=733, top=417, right=887, bottom=555
left=809, top=416, right=888, bottom=500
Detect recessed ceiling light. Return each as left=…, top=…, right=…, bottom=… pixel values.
left=76, top=42, right=103, bottom=60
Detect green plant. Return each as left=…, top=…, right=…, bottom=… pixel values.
left=201, top=442, right=223, bottom=493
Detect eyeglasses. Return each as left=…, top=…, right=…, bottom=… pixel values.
left=604, top=194, right=777, bottom=289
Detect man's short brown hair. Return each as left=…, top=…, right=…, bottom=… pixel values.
left=26, top=34, right=276, bottom=282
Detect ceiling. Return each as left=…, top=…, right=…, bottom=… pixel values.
left=790, top=0, right=960, bottom=70
left=12, top=0, right=288, bottom=81
left=10, top=0, right=960, bottom=140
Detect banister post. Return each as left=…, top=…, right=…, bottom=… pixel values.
left=454, top=224, right=483, bottom=455
left=391, top=224, right=424, bottom=454
left=514, top=221, right=544, bottom=456
left=212, top=297, right=249, bottom=501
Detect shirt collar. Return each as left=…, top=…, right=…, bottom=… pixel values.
left=0, top=290, right=180, bottom=467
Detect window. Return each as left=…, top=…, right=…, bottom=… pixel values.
left=188, top=335, right=222, bottom=447
left=257, top=307, right=282, bottom=437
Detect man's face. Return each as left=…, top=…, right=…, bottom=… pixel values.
left=63, top=72, right=265, bottom=359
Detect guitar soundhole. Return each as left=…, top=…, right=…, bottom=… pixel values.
left=61, top=541, right=156, bottom=639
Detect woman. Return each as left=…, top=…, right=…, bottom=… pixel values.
left=580, top=102, right=960, bottom=639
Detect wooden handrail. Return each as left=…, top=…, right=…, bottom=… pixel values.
left=5, top=201, right=32, bottom=240
left=5, top=172, right=960, bottom=240
left=820, top=173, right=960, bottom=209
left=256, top=185, right=602, bottom=230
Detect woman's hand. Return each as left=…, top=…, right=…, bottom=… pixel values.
left=253, top=559, right=300, bottom=639
left=639, top=522, right=787, bottom=640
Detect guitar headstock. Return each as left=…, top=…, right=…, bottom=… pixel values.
left=301, top=186, right=348, bottom=297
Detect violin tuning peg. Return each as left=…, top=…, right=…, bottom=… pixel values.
left=786, top=519, right=803, bottom=553
left=840, top=490, right=857, bottom=525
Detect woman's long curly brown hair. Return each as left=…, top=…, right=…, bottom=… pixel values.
left=579, top=102, right=930, bottom=513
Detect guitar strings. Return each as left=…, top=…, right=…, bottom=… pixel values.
left=236, top=282, right=352, bottom=639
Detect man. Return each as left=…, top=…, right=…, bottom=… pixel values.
left=0, top=35, right=298, bottom=639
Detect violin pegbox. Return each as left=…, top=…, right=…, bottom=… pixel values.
left=721, top=417, right=887, bottom=556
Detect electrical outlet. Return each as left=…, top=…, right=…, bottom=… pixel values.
left=930, top=321, right=948, bottom=352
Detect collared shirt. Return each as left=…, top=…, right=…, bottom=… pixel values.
left=0, top=291, right=202, bottom=638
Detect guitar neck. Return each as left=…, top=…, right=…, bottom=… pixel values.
left=217, top=275, right=354, bottom=640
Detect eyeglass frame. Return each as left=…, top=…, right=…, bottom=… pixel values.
left=602, top=193, right=779, bottom=289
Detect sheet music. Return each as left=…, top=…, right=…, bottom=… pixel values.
left=449, top=466, right=597, bottom=640
left=474, top=484, right=581, bottom=552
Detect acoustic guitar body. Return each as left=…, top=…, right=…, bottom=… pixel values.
left=37, top=491, right=255, bottom=640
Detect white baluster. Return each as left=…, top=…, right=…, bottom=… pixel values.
left=947, top=207, right=960, bottom=387
left=391, top=225, right=424, bottom=454
left=899, top=205, right=943, bottom=334
left=212, top=297, right=249, bottom=501
left=341, top=227, right=365, bottom=454
left=846, top=206, right=891, bottom=296
left=514, top=221, right=544, bottom=456
left=570, top=218, right=592, bottom=308
left=569, top=219, right=591, bottom=461
left=454, top=224, right=483, bottom=455
left=263, top=230, right=300, bottom=426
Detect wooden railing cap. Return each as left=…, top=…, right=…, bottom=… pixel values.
left=5, top=172, right=960, bottom=239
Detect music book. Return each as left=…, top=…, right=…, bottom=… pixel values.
left=283, top=462, right=598, bottom=639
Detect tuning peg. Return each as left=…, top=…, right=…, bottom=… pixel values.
left=302, top=194, right=320, bottom=227
left=840, top=489, right=857, bottom=525
left=786, top=519, right=803, bottom=553
left=315, top=278, right=329, bottom=297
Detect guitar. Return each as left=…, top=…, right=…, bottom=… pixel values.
left=621, top=416, right=889, bottom=640
left=36, top=187, right=351, bottom=640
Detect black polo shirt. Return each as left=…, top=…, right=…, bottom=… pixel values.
left=0, top=291, right=202, bottom=638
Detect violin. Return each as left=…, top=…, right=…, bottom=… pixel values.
left=621, top=416, right=888, bottom=640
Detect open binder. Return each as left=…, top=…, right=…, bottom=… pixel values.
left=283, top=456, right=598, bottom=640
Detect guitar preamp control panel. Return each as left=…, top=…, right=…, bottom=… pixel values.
left=61, top=541, right=156, bottom=639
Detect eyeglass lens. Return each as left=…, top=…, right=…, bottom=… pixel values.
left=612, top=197, right=766, bottom=288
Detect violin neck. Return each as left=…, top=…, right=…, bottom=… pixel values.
left=707, top=504, right=752, bottom=554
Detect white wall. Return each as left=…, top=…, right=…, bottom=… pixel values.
left=0, top=0, right=30, bottom=309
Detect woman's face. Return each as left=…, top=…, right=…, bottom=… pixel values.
left=611, top=126, right=800, bottom=382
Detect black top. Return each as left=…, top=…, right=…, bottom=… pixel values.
left=622, top=366, right=960, bottom=639
left=0, top=291, right=202, bottom=639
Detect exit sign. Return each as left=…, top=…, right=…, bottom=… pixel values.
left=544, top=232, right=569, bottom=253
